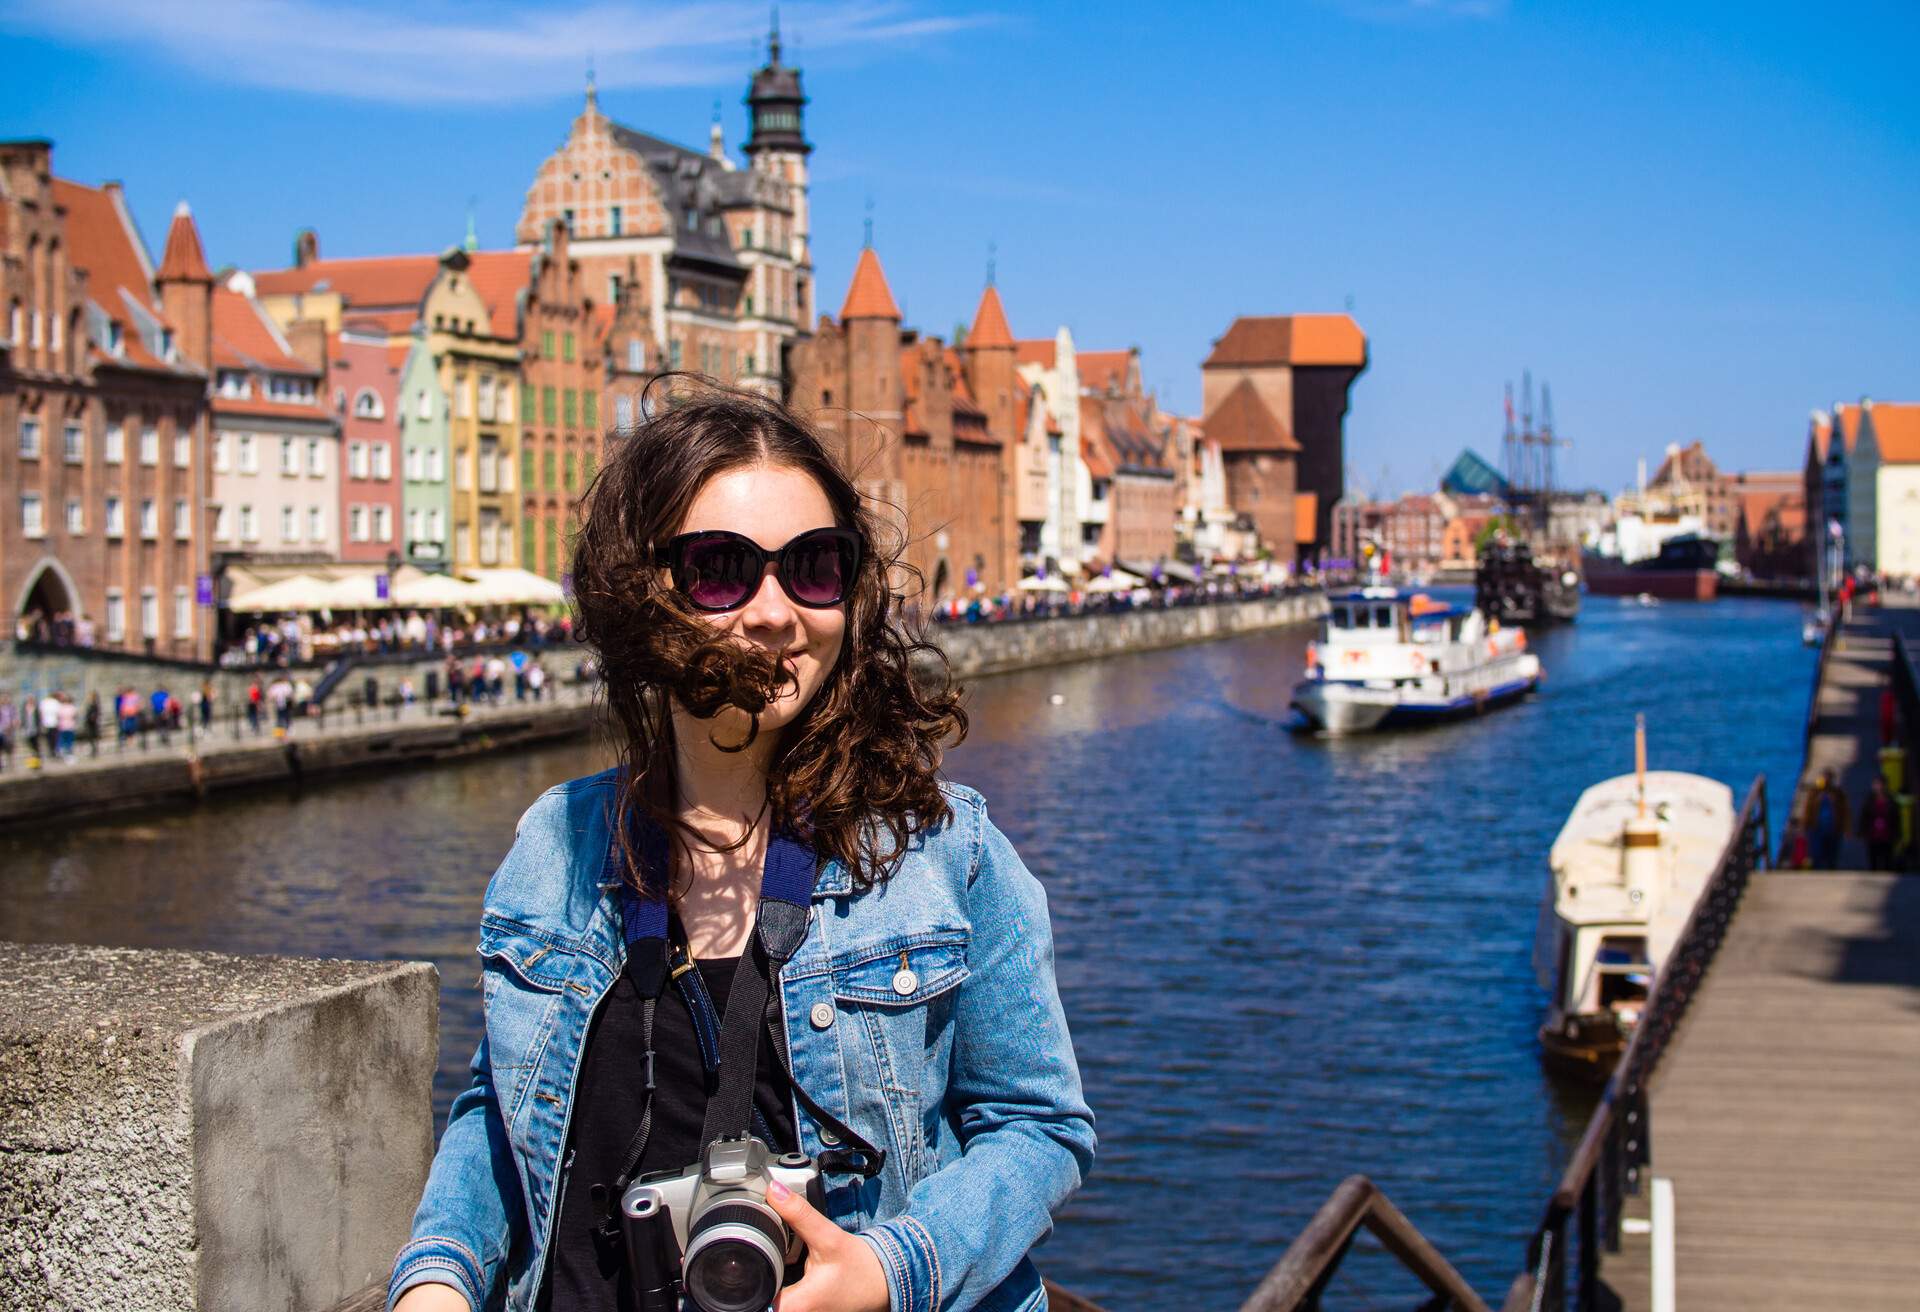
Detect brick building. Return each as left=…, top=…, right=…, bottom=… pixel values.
left=1077, top=356, right=1177, bottom=569
left=786, top=246, right=1015, bottom=598
left=518, top=221, right=603, bottom=579
left=328, top=328, right=404, bottom=563
left=2, top=141, right=214, bottom=656
left=517, top=29, right=810, bottom=399
left=1201, top=314, right=1368, bottom=561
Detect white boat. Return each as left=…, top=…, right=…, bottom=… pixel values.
left=1288, top=587, right=1542, bottom=735
left=1533, top=720, right=1735, bottom=1081
left=1803, top=607, right=1829, bottom=647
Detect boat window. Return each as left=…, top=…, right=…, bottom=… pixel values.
left=1330, top=605, right=1351, bottom=629
left=1375, top=605, right=1394, bottom=629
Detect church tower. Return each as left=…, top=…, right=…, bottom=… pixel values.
left=743, top=18, right=813, bottom=322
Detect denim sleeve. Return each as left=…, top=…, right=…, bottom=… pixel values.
left=385, top=1033, right=525, bottom=1311
left=858, top=808, right=1096, bottom=1312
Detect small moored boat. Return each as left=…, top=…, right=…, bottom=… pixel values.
left=1533, top=719, right=1735, bottom=1081
left=1288, top=587, right=1542, bottom=735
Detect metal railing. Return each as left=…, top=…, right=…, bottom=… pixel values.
left=1501, top=774, right=1769, bottom=1312
left=1239, top=1175, right=1491, bottom=1312
left=1803, top=604, right=1844, bottom=749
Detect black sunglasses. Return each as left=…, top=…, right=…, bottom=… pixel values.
left=654, top=527, right=862, bottom=613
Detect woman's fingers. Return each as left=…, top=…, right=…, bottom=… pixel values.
left=765, top=1178, right=845, bottom=1252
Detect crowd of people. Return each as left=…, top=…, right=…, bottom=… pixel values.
left=222, top=610, right=574, bottom=668
left=923, top=572, right=1326, bottom=626
left=0, top=679, right=224, bottom=768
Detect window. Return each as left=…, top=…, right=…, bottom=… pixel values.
left=416, top=387, right=432, bottom=420
left=65, top=497, right=83, bottom=534
left=140, top=588, right=157, bottom=640
left=280, top=437, right=298, bottom=475
left=562, top=208, right=574, bottom=231
left=565, top=452, right=578, bottom=492
left=173, top=586, right=190, bottom=639
left=583, top=449, right=596, bottom=487
left=522, top=448, right=536, bottom=491
left=685, top=207, right=698, bottom=231
left=455, top=374, right=471, bottom=418
left=21, top=493, right=44, bottom=538
left=428, top=508, right=444, bottom=543
left=374, top=505, right=392, bottom=542
left=349, top=441, right=369, bottom=479
left=745, top=296, right=755, bottom=316
left=742, top=227, right=754, bottom=249
left=19, top=417, right=41, bottom=459
left=542, top=386, right=557, bottom=423
left=63, top=423, right=84, bottom=463
left=105, top=423, right=123, bottom=463
left=497, top=382, right=512, bottom=421
left=353, top=389, right=383, bottom=419
left=478, top=375, right=496, bottom=422
left=171, top=497, right=189, bottom=540
left=541, top=449, right=555, bottom=490
left=281, top=505, right=297, bottom=542
left=609, top=273, right=623, bottom=303
left=333, top=387, right=346, bottom=414
left=174, top=433, right=191, bottom=468
left=216, top=432, right=234, bottom=473
left=350, top=505, right=369, bottom=542
left=140, top=428, right=159, bottom=466
left=105, top=495, right=124, bottom=537
left=141, top=498, right=161, bottom=538
left=610, top=205, right=623, bottom=236
left=239, top=433, right=257, bottom=473
left=429, top=446, right=445, bottom=482
left=521, top=384, right=535, bottom=424
left=522, top=517, right=536, bottom=571
left=627, top=338, right=644, bottom=371
left=308, top=505, right=324, bottom=543
left=563, top=332, right=575, bottom=363
left=541, top=330, right=555, bottom=358
left=105, top=590, right=124, bottom=642
left=218, top=370, right=251, bottom=399
left=616, top=395, right=632, bottom=430
left=563, top=389, right=576, bottom=427
left=745, top=354, right=755, bottom=375
left=240, top=504, right=258, bottom=542
left=214, top=503, right=231, bottom=542
left=670, top=339, right=682, bottom=368
left=307, top=439, right=324, bottom=476
left=408, top=507, right=422, bottom=544
left=405, top=445, right=422, bottom=481
left=454, top=446, right=470, bottom=492
left=583, top=390, right=597, bottom=427
left=373, top=443, right=391, bottom=480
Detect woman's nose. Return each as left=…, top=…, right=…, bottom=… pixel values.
left=737, top=565, right=795, bottom=633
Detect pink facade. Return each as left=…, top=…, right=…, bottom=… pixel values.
left=328, top=329, right=403, bottom=563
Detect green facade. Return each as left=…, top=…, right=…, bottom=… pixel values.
left=398, top=336, right=453, bottom=573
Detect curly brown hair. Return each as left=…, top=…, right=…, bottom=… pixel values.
left=570, top=380, right=967, bottom=894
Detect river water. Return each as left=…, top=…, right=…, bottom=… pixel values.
left=0, top=595, right=1813, bottom=1307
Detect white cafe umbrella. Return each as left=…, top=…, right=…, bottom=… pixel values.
left=1016, top=574, right=1069, bottom=593
left=1086, top=567, right=1145, bottom=593
left=314, top=572, right=397, bottom=611
left=463, top=567, right=568, bottom=607
left=227, top=574, right=332, bottom=613
left=394, top=572, right=486, bottom=609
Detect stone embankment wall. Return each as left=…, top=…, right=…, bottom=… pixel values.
left=0, top=943, right=437, bottom=1312
left=931, top=591, right=1324, bottom=678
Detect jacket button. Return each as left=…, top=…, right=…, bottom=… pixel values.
left=809, top=1002, right=834, bottom=1029
left=820, top=1128, right=841, bottom=1145
left=892, top=968, right=918, bottom=997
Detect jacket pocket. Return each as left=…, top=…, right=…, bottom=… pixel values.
left=829, top=935, right=970, bottom=1180
left=478, top=917, right=575, bottom=1097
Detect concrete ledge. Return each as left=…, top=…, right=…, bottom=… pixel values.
left=931, top=592, right=1323, bottom=678
left=0, top=943, right=438, bottom=1312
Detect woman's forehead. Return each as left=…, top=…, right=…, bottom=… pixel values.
left=679, top=463, right=835, bottom=544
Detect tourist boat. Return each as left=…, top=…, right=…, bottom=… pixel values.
left=1533, top=720, right=1735, bottom=1082
left=1475, top=541, right=1581, bottom=628
left=1288, top=587, right=1542, bottom=735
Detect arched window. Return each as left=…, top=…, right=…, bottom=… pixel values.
left=8, top=301, right=20, bottom=345
left=353, top=388, right=384, bottom=419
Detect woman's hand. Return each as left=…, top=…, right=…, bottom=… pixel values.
left=392, top=1282, right=471, bottom=1312
left=767, top=1178, right=891, bottom=1312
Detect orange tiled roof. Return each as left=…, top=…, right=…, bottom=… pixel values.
left=1015, top=339, right=1056, bottom=369
left=212, top=395, right=334, bottom=422
left=212, top=285, right=315, bottom=375
left=1203, top=314, right=1367, bottom=369
left=51, top=177, right=185, bottom=375
left=463, top=250, right=534, bottom=339
left=1867, top=402, right=1920, bottom=464
left=1295, top=492, right=1319, bottom=545
left=840, top=248, right=900, bottom=320
left=1737, top=487, right=1805, bottom=540
left=1809, top=411, right=1834, bottom=464
left=968, top=286, right=1014, bottom=349
left=1078, top=350, right=1132, bottom=394
left=1835, top=403, right=1864, bottom=455
left=157, top=202, right=212, bottom=283
left=252, top=254, right=441, bottom=308
left=343, top=308, right=423, bottom=335
left=1204, top=378, right=1298, bottom=452
left=945, top=348, right=984, bottom=417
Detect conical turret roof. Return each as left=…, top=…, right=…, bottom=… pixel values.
left=968, top=285, right=1014, bottom=349
left=840, top=247, right=900, bottom=320
left=157, top=200, right=213, bottom=283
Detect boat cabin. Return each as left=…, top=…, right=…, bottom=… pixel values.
left=1323, top=590, right=1466, bottom=646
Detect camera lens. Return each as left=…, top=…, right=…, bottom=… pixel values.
left=686, top=1240, right=777, bottom=1312
left=684, top=1199, right=786, bottom=1312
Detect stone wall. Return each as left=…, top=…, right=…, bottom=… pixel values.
left=931, top=591, right=1323, bottom=678
left=0, top=943, right=437, bottom=1312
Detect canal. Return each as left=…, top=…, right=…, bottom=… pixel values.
left=0, top=595, right=1814, bottom=1307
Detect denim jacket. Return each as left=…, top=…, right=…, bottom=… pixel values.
left=389, top=769, right=1095, bottom=1312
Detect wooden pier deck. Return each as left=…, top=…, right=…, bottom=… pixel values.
left=1598, top=605, right=1920, bottom=1310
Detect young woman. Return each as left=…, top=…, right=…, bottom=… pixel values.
left=390, top=389, right=1094, bottom=1312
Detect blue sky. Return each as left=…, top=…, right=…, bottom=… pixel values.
left=4, top=0, right=1916, bottom=495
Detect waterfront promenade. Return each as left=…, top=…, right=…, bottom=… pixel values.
left=1596, top=604, right=1920, bottom=1311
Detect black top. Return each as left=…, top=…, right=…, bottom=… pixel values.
left=537, top=954, right=797, bottom=1311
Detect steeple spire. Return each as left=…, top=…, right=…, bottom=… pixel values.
left=769, top=5, right=782, bottom=64
left=585, top=59, right=597, bottom=109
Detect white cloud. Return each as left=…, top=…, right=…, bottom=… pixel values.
left=3, top=0, right=994, bottom=104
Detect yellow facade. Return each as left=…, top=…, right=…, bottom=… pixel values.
left=422, top=262, right=523, bottom=571
left=1876, top=464, right=1920, bottom=578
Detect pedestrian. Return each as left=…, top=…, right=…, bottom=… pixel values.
left=446, top=655, right=466, bottom=706
left=22, top=692, right=42, bottom=762
left=0, top=693, right=14, bottom=770
left=247, top=678, right=263, bottom=734
left=83, top=691, right=101, bottom=752
left=1779, top=815, right=1810, bottom=870
left=1859, top=775, right=1898, bottom=872
left=269, top=676, right=293, bottom=732
left=1880, top=676, right=1898, bottom=747
left=526, top=661, right=545, bottom=702
left=199, top=678, right=216, bottom=730
left=56, top=692, right=77, bottom=760
left=400, top=675, right=416, bottom=708
left=1803, top=769, right=1851, bottom=869
left=39, top=689, right=61, bottom=761
left=486, top=654, right=506, bottom=702
left=388, top=388, right=1091, bottom=1312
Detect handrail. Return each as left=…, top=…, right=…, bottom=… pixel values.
left=1803, top=604, right=1843, bottom=749
left=1504, top=773, right=1769, bottom=1312
left=1238, top=1174, right=1492, bottom=1312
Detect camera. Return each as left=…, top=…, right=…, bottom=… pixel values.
left=620, top=1137, right=823, bottom=1312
